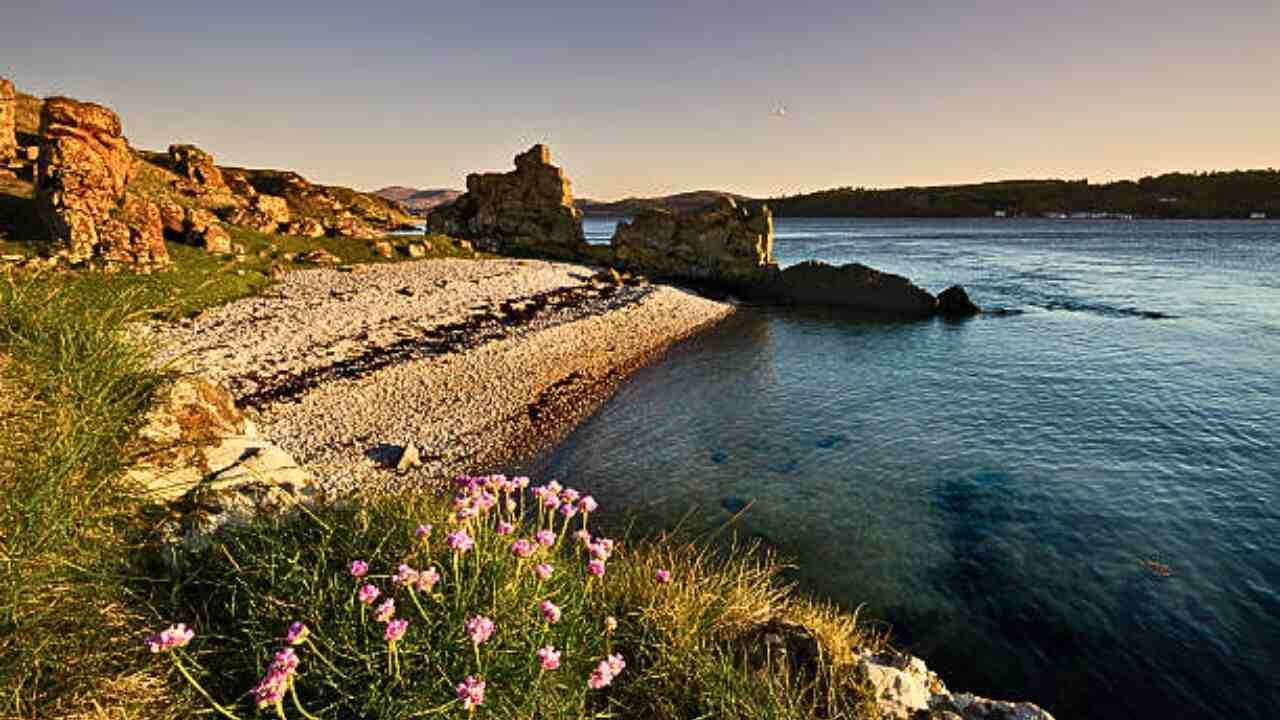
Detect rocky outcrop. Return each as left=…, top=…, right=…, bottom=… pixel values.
left=426, top=144, right=586, bottom=259
left=0, top=78, right=15, bottom=166
left=36, top=97, right=168, bottom=268
left=128, top=376, right=317, bottom=562
left=286, top=217, right=326, bottom=238
left=612, top=196, right=777, bottom=290
left=228, top=193, right=291, bottom=233
left=327, top=213, right=378, bottom=239
left=771, top=261, right=939, bottom=317
left=858, top=649, right=1054, bottom=720
left=937, top=285, right=981, bottom=317
left=167, top=143, right=226, bottom=190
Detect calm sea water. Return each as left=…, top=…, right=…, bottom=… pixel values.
left=534, top=217, right=1280, bottom=719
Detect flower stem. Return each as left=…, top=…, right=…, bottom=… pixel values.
left=172, top=654, right=243, bottom=720
left=290, top=681, right=323, bottom=720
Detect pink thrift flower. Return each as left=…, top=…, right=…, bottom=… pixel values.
left=574, top=529, right=592, bottom=545
left=558, top=503, right=579, bottom=519
left=272, top=647, right=300, bottom=675
left=385, top=618, right=409, bottom=643
left=349, top=560, right=369, bottom=578
left=510, top=538, right=536, bottom=558
left=578, top=495, right=598, bottom=513
left=655, top=569, right=672, bottom=584
left=542, top=495, right=561, bottom=510
left=534, top=563, right=554, bottom=580
left=514, top=476, right=531, bottom=490
left=414, top=524, right=433, bottom=540
left=539, top=600, right=562, bottom=624
left=605, top=616, right=618, bottom=633
left=446, top=530, right=474, bottom=553
left=496, top=521, right=515, bottom=535
left=466, top=615, right=495, bottom=645
left=357, top=584, right=381, bottom=605
left=535, top=529, right=555, bottom=547
left=456, top=675, right=486, bottom=710
left=284, top=622, right=308, bottom=646
left=252, top=669, right=288, bottom=708
left=455, top=506, right=478, bottom=522
left=537, top=645, right=562, bottom=671
left=588, top=661, right=614, bottom=689
left=416, top=566, right=441, bottom=592
left=607, top=653, right=626, bottom=675
left=374, top=598, right=396, bottom=623
left=393, top=564, right=420, bottom=586
left=560, top=488, right=581, bottom=504
left=145, top=623, right=194, bottom=653
left=588, top=559, right=606, bottom=578
left=475, top=491, right=497, bottom=511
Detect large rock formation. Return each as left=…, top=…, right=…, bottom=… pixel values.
left=426, top=144, right=586, bottom=259
left=36, top=97, right=168, bottom=268
left=771, top=261, right=940, bottom=317
left=612, top=197, right=777, bottom=290
left=167, top=143, right=226, bottom=190
left=0, top=78, right=15, bottom=165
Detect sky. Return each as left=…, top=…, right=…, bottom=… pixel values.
left=2, top=0, right=1277, bottom=199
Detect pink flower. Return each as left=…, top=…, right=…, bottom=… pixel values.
left=385, top=618, right=409, bottom=643
left=588, top=653, right=626, bottom=689
left=574, top=529, right=592, bottom=545
left=655, top=569, right=672, bottom=584
left=374, top=598, right=396, bottom=623
left=455, top=506, right=478, bottom=522
left=357, top=584, right=381, bottom=605
left=587, top=559, right=606, bottom=578
left=593, top=538, right=616, bottom=558
left=514, top=476, right=531, bottom=490
left=558, top=503, right=579, bottom=519
left=416, top=566, right=441, bottom=593
left=447, top=530, right=474, bottom=553
left=537, top=645, right=562, bottom=671
left=272, top=647, right=300, bottom=675
left=496, top=521, right=515, bottom=535
left=607, top=653, right=626, bottom=675
left=414, top=524, right=433, bottom=540
left=252, top=669, right=288, bottom=708
left=539, top=600, right=562, bottom=624
left=456, top=675, right=486, bottom=710
left=284, top=622, right=308, bottom=646
left=535, top=529, right=555, bottom=547
left=393, top=564, right=420, bottom=586
left=560, top=488, right=581, bottom=504
left=475, top=491, right=497, bottom=511
left=534, top=563, right=554, bottom=580
left=466, top=615, right=495, bottom=645
left=578, top=496, right=598, bottom=513
left=605, top=616, right=618, bottom=633
left=349, top=560, right=369, bottom=578
left=145, top=623, right=194, bottom=653
left=510, top=538, right=536, bottom=558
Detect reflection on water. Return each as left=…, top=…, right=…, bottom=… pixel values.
left=523, top=219, right=1280, bottom=720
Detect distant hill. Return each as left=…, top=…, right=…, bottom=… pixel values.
left=758, top=171, right=1280, bottom=219
left=371, top=186, right=462, bottom=215
left=575, top=191, right=756, bottom=216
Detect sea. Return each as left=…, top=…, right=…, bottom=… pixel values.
left=529, top=216, right=1280, bottom=719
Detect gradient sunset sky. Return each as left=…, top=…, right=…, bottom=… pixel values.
left=3, top=1, right=1277, bottom=199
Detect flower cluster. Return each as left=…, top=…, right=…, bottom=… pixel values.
left=145, top=623, right=194, bottom=653
left=588, top=653, right=627, bottom=689
left=252, top=646, right=300, bottom=709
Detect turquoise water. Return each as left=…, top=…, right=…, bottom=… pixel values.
left=537, top=218, right=1280, bottom=719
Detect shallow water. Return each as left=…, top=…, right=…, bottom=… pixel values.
left=535, top=218, right=1280, bottom=719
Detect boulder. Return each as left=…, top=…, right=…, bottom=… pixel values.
left=328, top=213, right=378, bottom=239
left=772, top=261, right=938, bottom=317
left=299, top=248, right=341, bottom=265
left=158, top=200, right=187, bottom=238
left=167, top=143, right=226, bottom=190
left=197, top=224, right=232, bottom=254
left=0, top=77, right=15, bottom=164
left=426, top=144, right=586, bottom=259
left=371, top=240, right=395, bottom=258
left=286, top=217, right=325, bottom=238
left=937, top=285, right=981, bottom=317
left=252, top=193, right=290, bottom=226
left=856, top=649, right=1056, bottom=720
left=611, top=197, right=777, bottom=290
left=35, top=96, right=169, bottom=268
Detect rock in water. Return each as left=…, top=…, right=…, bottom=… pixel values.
left=772, top=261, right=937, bottom=317
left=396, top=441, right=422, bottom=474
left=937, top=285, right=981, bottom=317
left=0, top=77, right=15, bottom=165
left=611, top=197, right=778, bottom=290
left=426, top=144, right=586, bottom=260
left=36, top=96, right=169, bottom=268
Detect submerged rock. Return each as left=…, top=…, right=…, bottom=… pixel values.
left=772, top=261, right=938, bottom=317
left=937, top=285, right=981, bottom=317
left=426, top=144, right=586, bottom=259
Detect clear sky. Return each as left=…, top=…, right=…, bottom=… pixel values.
left=2, top=1, right=1277, bottom=199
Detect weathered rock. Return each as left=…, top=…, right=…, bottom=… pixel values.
left=856, top=649, right=1056, bottom=720
left=0, top=78, right=15, bottom=163
left=426, top=144, right=586, bottom=259
left=372, top=240, right=395, bottom=258
left=299, top=248, right=341, bottom=265
left=405, top=243, right=427, bottom=259
left=937, top=285, right=981, bottom=317
left=222, top=170, right=257, bottom=200
left=253, top=193, right=291, bottom=226
left=157, top=200, right=187, bottom=238
left=286, top=217, right=325, bottom=238
left=198, top=224, right=232, bottom=254
left=395, top=441, right=422, bottom=473
left=612, top=197, right=776, bottom=290
left=36, top=96, right=169, bottom=268
left=328, top=213, right=378, bottom=239
left=772, top=261, right=938, bottom=317
left=167, top=143, right=226, bottom=190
